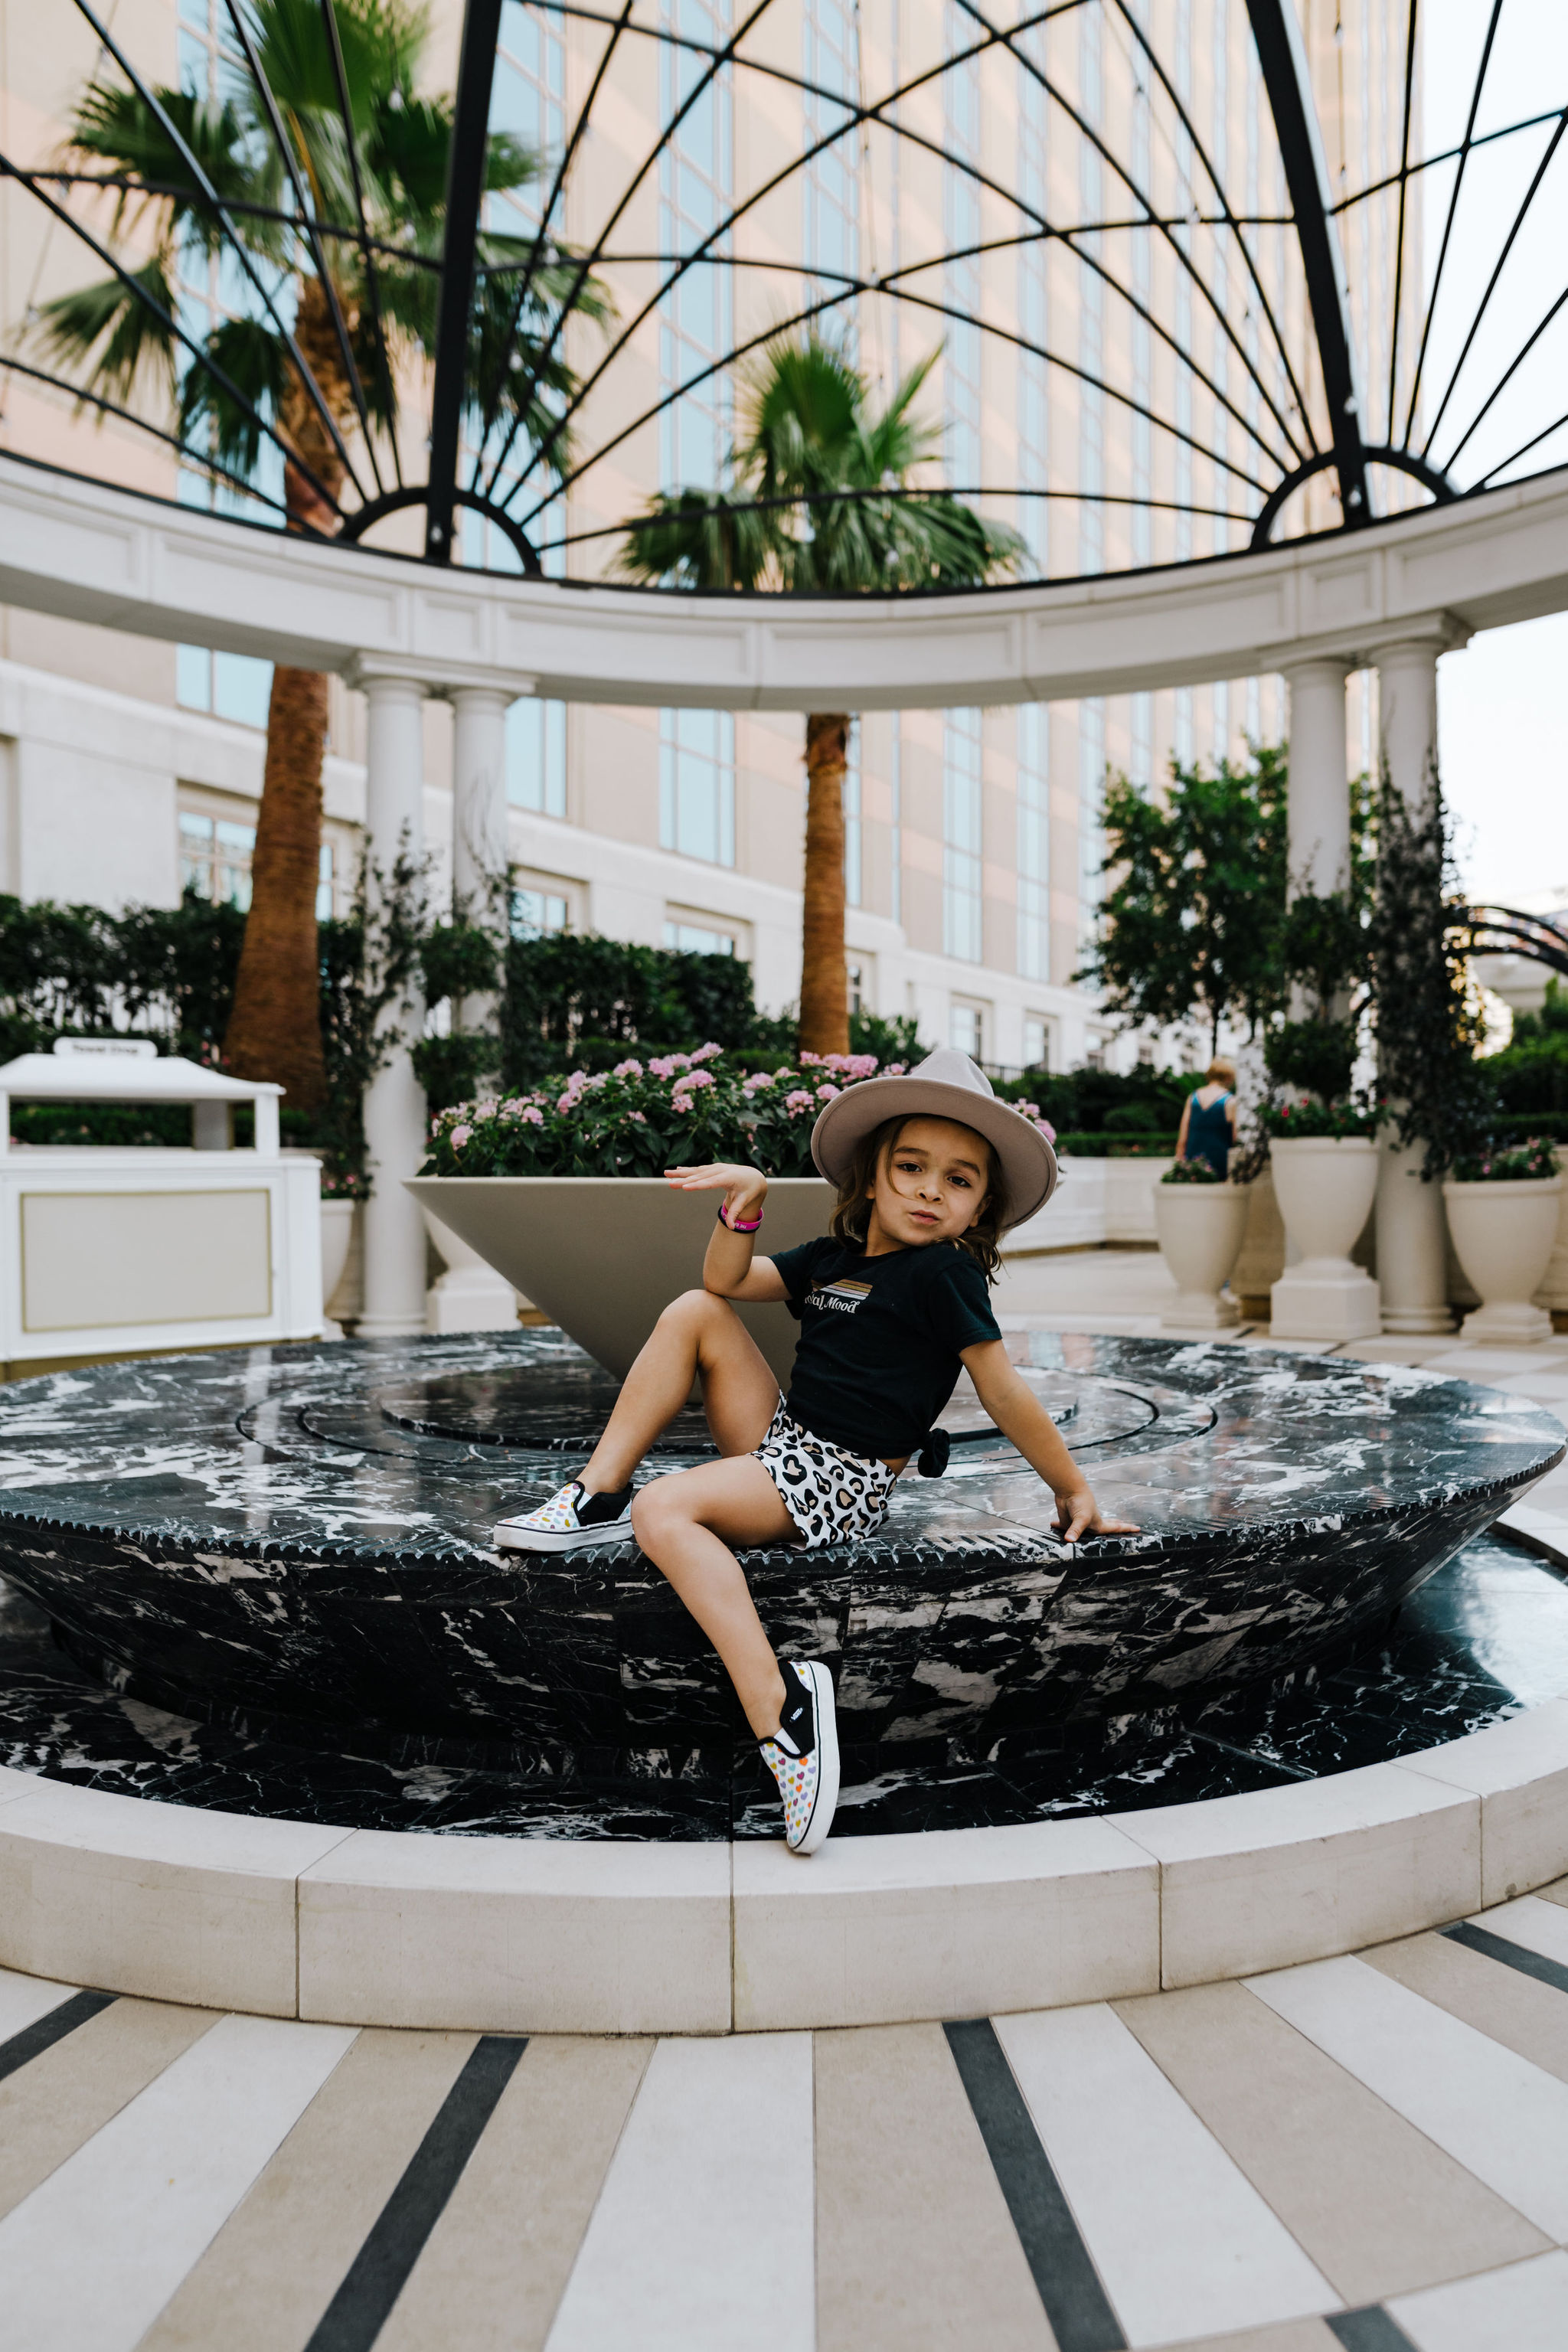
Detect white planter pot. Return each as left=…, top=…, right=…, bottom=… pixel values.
left=419, top=1203, right=521, bottom=1334
left=404, top=1175, right=835, bottom=1384
left=1154, top=1181, right=1250, bottom=1328
left=319, top=1199, right=355, bottom=1327
left=1533, top=1145, right=1568, bottom=1319
left=1442, top=1174, right=1563, bottom=1344
left=1268, top=1136, right=1381, bottom=1341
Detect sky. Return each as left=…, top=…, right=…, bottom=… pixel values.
left=1417, top=3, right=1568, bottom=910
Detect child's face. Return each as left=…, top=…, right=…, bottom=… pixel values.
left=868, top=1117, right=993, bottom=1247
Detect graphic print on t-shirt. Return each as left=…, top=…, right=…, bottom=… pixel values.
left=809, top=1279, right=872, bottom=1315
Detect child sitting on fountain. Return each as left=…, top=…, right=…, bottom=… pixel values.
left=494, top=1049, right=1137, bottom=1857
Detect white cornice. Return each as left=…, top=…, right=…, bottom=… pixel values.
left=2, top=453, right=1566, bottom=709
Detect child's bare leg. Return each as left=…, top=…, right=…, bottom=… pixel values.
left=580, top=1290, right=778, bottom=1493
left=630, top=1455, right=796, bottom=1737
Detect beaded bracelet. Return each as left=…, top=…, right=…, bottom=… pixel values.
left=717, top=1202, right=764, bottom=1233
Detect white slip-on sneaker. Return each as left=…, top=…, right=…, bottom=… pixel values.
left=492, top=1478, right=634, bottom=1553
left=758, top=1659, right=840, bottom=1856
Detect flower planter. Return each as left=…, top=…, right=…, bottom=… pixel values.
left=418, top=1202, right=521, bottom=1334
left=1532, top=1145, right=1568, bottom=1329
left=319, top=1198, right=354, bottom=1321
left=1442, top=1174, right=1563, bottom=1344
left=403, top=1175, right=835, bottom=1384
left=1154, top=1181, right=1250, bottom=1328
left=1268, top=1136, right=1381, bottom=1341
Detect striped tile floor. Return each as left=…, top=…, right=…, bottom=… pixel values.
left=6, top=1886, right=1568, bottom=2349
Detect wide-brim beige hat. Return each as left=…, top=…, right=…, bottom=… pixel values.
left=809, top=1047, right=1058, bottom=1230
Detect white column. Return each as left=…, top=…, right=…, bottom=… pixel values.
left=1374, top=635, right=1451, bottom=1336
left=1283, top=658, right=1351, bottom=900
left=432, top=684, right=521, bottom=1333
left=1271, top=658, right=1380, bottom=1342
left=358, top=672, right=430, bottom=1339
left=451, top=685, right=512, bottom=937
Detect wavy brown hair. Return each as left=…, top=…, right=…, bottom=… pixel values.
left=828, top=1113, right=1009, bottom=1278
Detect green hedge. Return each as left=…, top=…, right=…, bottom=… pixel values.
left=1052, top=1132, right=1179, bottom=1158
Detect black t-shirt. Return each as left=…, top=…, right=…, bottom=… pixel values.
left=769, top=1235, right=1002, bottom=1461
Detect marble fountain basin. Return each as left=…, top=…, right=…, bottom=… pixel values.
left=0, top=1331, right=1557, bottom=1762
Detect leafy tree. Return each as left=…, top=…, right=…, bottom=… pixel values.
left=615, top=334, right=1023, bottom=1054
left=1370, top=761, right=1494, bottom=1173
left=33, top=0, right=608, bottom=1107
left=1485, top=978, right=1568, bottom=1115
left=1083, top=747, right=1290, bottom=1055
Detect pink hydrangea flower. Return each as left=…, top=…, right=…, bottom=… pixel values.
left=557, top=1092, right=580, bottom=1114
left=473, top=1102, right=497, bottom=1121
left=798, top=1050, right=823, bottom=1067
left=691, top=1042, right=722, bottom=1063
left=521, top=1105, right=544, bottom=1126
left=785, top=1089, right=815, bottom=1112
left=816, top=1083, right=840, bottom=1102
left=450, top=1125, right=472, bottom=1149
left=612, top=1059, right=643, bottom=1079
left=672, top=1096, right=694, bottom=1113
left=626, top=1109, right=646, bottom=1125
left=743, top=1071, right=773, bottom=1093
left=676, top=1067, right=715, bottom=1092
left=1034, top=1118, right=1057, bottom=1142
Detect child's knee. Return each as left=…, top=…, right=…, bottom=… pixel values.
left=631, top=1481, right=681, bottom=1550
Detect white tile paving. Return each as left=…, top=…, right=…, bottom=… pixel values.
left=0, top=1963, right=78, bottom=2046
left=993, top=2003, right=1337, bottom=2348
left=1246, top=1955, right=1568, bottom=2242
left=1467, top=1891, right=1568, bottom=1968
left=0, top=2011, right=356, bottom=2352
left=544, top=2030, right=815, bottom=2352
left=1388, top=2248, right=1568, bottom=2352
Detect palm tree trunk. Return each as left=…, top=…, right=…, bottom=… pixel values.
left=222, top=279, right=353, bottom=1109
left=223, top=665, right=330, bottom=1105
left=799, top=711, right=851, bottom=1057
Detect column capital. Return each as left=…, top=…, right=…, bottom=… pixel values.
left=1363, top=613, right=1471, bottom=666
left=1280, top=654, right=1352, bottom=686
left=344, top=658, right=430, bottom=701
left=344, top=652, right=539, bottom=699
left=446, top=682, right=519, bottom=716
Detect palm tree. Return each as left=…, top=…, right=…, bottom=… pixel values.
left=33, top=0, right=606, bottom=1107
left=616, top=335, right=1024, bottom=1054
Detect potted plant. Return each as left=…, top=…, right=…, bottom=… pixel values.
left=1154, top=1158, right=1250, bottom=1328
left=1263, top=1088, right=1381, bottom=1343
left=1443, top=1135, right=1563, bottom=1344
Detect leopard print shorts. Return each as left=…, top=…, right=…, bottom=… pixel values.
left=753, top=1397, right=898, bottom=1550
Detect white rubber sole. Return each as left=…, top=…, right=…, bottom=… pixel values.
left=492, top=1510, right=634, bottom=1553
left=789, top=1661, right=840, bottom=1857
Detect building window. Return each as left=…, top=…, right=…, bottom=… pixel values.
left=511, top=887, right=569, bottom=939
left=664, top=920, right=735, bottom=956
left=661, top=0, right=733, bottom=492
left=506, top=699, right=567, bottom=818
left=1017, top=703, right=1049, bottom=982
left=843, top=742, right=862, bottom=909
left=1024, top=1015, right=1052, bottom=1072
left=848, top=960, right=864, bottom=1018
left=661, top=710, right=735, bottom=866
left=179, top=804, right=254, bottom=910
left=177, top=646, right=273, bottom=730
left=949, top=1001, right=985, bottom=1060
left=1079, top=697, right=1106, bottom=933
left=944, top=12, right=982, bottom=495
left=315, top=841, right=335, bottom=923
left=943, top=707, right=983, bottom=964
left=803, top=0, right=858, bottom=319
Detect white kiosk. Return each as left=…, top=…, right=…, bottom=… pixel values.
left=0, top=1039, right=322, bottom=1370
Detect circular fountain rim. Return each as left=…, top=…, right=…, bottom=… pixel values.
left=1, top=1524, right=1564, bottom=2034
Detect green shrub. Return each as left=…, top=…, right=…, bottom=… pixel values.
left=1264, top=1018, right=1357, bottom=1105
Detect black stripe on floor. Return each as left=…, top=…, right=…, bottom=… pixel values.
left=1442, top=1917, right=1568, bottom=1998
left=1326, top=2306, right=1418, bottom=2350
left=302, top=2034, right=528, bottom=2352
left=0, top=1989, right=116, bottom=2085
left=944, top=2017, right=1125, bottom=2352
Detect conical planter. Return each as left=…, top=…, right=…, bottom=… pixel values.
left=1155, top=1181, right=1250, bottom=1328
left=1269, top=1137, right=1381, bottom=1341
left=404, top=1175, right=835, bottom=1385
left=1442, top=1174, right=1563, bottom=1344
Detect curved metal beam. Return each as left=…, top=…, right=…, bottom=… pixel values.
left=1250, top=446, right=1454, bottom=549
left=425, top=0, right=504, bottom=563
left=1244, top=0, right=1373, bottom=527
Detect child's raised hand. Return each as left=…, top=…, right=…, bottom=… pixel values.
left=665, top=1163, right=768, bottom=1226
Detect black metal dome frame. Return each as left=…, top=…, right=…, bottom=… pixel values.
left=2, top=0, right=1565, bottom=587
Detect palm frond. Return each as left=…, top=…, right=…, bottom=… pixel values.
left=613, top=490, right=776, bottom=591
left=32, top=258, right=178, bottom=409
left=178, top=312, right=290, bottom=477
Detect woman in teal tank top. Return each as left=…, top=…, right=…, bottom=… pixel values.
left=1177, top=1056, right=1238, bottom=1177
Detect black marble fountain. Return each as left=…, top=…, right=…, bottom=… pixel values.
left=0, top=1330, right=1561, bottom=1839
